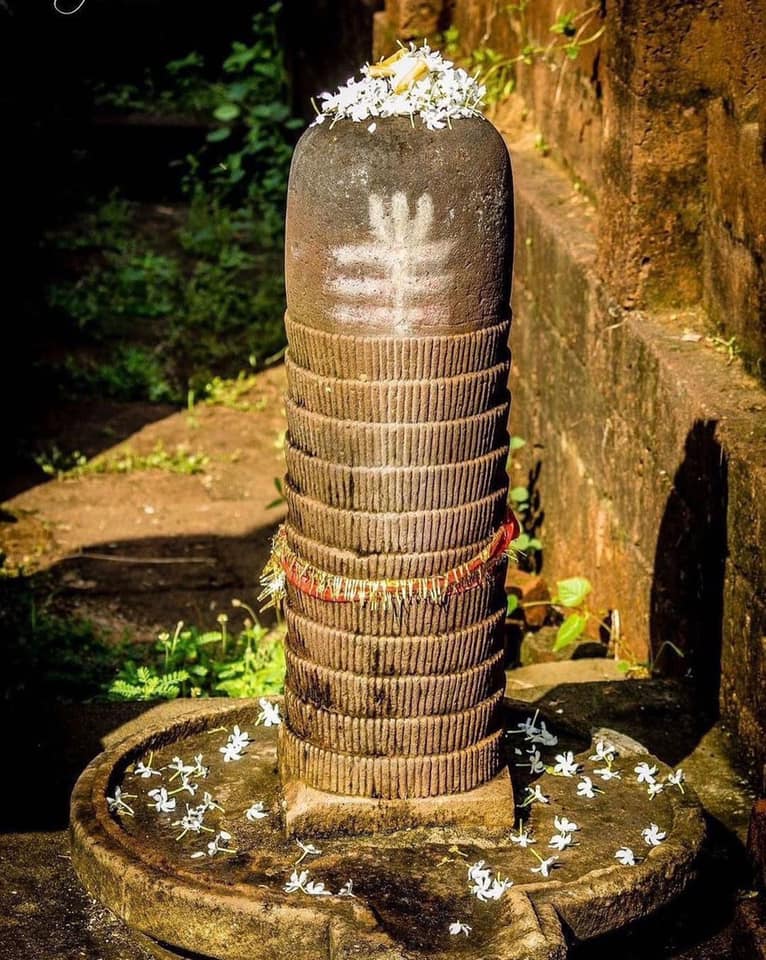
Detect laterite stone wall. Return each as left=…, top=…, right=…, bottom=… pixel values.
left=374, top=0, right=766, bottom=776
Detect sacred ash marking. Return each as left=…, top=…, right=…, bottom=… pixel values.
left=327, top=192, right=453, bottom=331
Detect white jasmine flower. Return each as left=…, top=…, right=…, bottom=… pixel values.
left=667, top=769, right=685, bottom=792
left=106, top=786, right=135, bottom=816
left=133, top=761, right=161, bottom=779
left=642, top=823, right=667, bottom=846
left=513, top=712, right=540, bottom=738
left=219, top=743, right=243, bottom=763
left=246, top=801, right=268, bottom=821
left=589, top=739, right=617, bottom=763
left=305, top=879, right=332, bottom=896
left=257, top=699, right=282, bottom=727
left=167, top=756, right=195, bottom=780
left=229, top=725, right=250, bottom=751
left=195, top=791, right=223, bottom=814
left=531, top=856, right=558, bottom=878
left=448, top=921, right=471, bottom=936
left=148, top=787, right=176, bottom=813
left=553, top=816, right=578, bottom=834
left=553, top=751, right=580, bottom=777
left=173, top=806, right=212, bottom=840
left=510, top=826, right=535, bottom=847
left=191, top=754, right=209, bottom=778
left=549, top=833, right=573, bottom=851
left=576, top=776, right=601, bottom=799
left=284, top=869, right=309, bottom=893
left=337, top=880, right=356, bottom=897
left=634, top=762, right=658, bottom=785
left=467, top=861, right=512, bottom=901
left=295, top=839, right=322, bottom=864
left=647, top=782, right=665, bottom=799
left=532, top=721, right=558, bottom=747
left=615, top=847, right=637, bottom=866
left=522, top=784, right=550, bottom=806
left=177, top=776, right=199, bottom=797
left=519, top=748, right=545, bottom=774
left=206, top=830, right=236, bottom=857
left=593, top=766, right=622, bottom=781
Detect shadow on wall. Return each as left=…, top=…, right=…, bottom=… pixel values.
left=650, top=419, right=728, bottom=713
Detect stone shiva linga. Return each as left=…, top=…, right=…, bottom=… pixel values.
left=69, top=47, right=706, bottom=960
left=260, top=48, right=519, bottom=835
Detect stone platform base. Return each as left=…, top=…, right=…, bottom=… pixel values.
left=281, top=764, right=516, bottom=838
left=70, top=697, right=706, bottom=960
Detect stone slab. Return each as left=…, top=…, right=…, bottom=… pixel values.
left=69, top=697, right=706, bottom=960
left=281, top=763, right=516, bottom=839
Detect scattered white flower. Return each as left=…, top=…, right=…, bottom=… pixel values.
left=576, top=776, right=601, bottom=800
left=510, top=825, right=535, bottom=847
left=246, top=801, right=268, bottom=821
left=133, top=761, right=161, bottom=779
left=642, top=823, right=667, bottom=846
left=337, top=880, right=356, bottom=898
left=148, top=787, right=176, bottom=813
left=532, top=721, right=558, bottom=747
left=467, top=861, right=512, bottom=901
left=257, top=699, right=282, bottom=727
left=593, top=766, right=622, bottom=781
left=191, top=754, right=209, bottom=778
left=284, top=869, right=309, bottom=893
left=167, top=756, right=195, bottom=780
left=519, top=748, right=545, bottom=774
left=177, top=776, right=199, bottom=797
left=553, top=751, right=580, bottom=777
left=553, top=816, right=578, bottom=834
left=531, top=856, right=558, bottom=878
left=206, top=830, right=236, bottom=857
left=589, top=739, right=617, bottom=763
left=196, top=791, right=223, bottom=814
left=305, top=879, right=332, bottom=896
left=229, top=725, right=250, bottom=751
left=522, top=784, right=550, bottom=806
left=448, top=921, right=472, bottom=936
left=634, top=762, right=658, bottom=785
left=647, top=782, right=665, bottom=800
left=667, top=769, right=685, bottom=792
left=312, top=44, right=486, bottom=132
left=220, top=743, right=243, bottom=763
left=549, top=833, right=573, bottom=851
left=513, top=712, right=540, bottom=738
left=106, top=786, right=135, bottom=816
left=174, top=806, right=212, bottom=839
left=295, top=839, right=322, bottom=864
left=615, top=847, right=637, bottom=866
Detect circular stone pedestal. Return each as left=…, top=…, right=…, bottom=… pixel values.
left=70, top=699, right=705, bottom=960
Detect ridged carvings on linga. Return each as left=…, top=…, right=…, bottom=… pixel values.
left=276, top=115, right=514, bottom=800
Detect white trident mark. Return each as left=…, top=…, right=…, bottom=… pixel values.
left=328, top=192, right=453, bottom=331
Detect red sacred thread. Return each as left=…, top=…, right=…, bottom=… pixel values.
left=260, top=512, right=520, bottom=607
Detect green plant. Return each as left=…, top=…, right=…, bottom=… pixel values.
left=507, top=575, right=607, bottom=652
left=507, top=436, right=543, bottom=561
left=107, top=601, right=285, bottom=701
left=66, top=441, right=209, bottom=477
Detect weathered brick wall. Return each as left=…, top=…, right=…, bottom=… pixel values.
left=373, top=0, right=766, bottom=774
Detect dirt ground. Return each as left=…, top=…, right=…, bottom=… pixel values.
left=0, top=365, right=288, bottom=641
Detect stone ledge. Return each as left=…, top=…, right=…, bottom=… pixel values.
left=506, top=135, right=766, bottom=776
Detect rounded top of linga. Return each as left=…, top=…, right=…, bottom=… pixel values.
left=285, top=49, right=513, bottom=337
